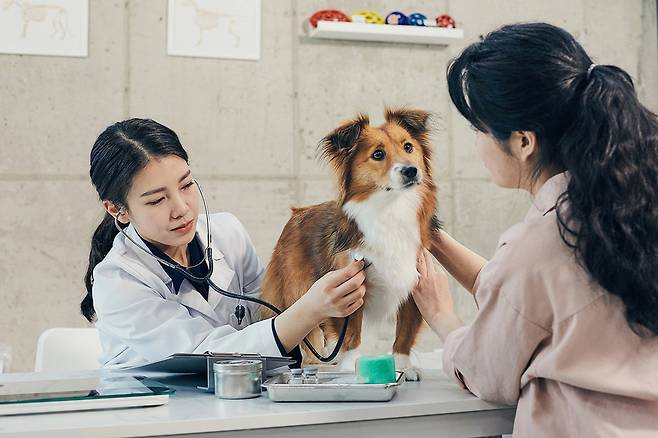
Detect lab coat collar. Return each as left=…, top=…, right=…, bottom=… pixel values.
left=196, top=214, right=225, bottom=262
left=196, top=215, right=235, bottom=313
left=140, top=233, right=208, bottom=293
left=122, top=224, right=172, bottom=285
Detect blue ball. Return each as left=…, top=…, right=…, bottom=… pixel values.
left=408, top=12, right=427, bottom=26
left=385, top=11, right=409, bottom=25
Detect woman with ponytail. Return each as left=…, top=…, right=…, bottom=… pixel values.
left=83, top=119, right=366, bottom=369
left=412, top=23, right=658, bottom=436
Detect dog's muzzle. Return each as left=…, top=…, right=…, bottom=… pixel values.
left=400, top=165, right=419, bottom=186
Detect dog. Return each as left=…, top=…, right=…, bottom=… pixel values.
left=261, top=108, right=441, bottom=379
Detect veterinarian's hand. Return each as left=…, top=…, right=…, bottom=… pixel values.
left=412, top=249, right=463, bottom=341
left=305, top=260, right=367, bottom=322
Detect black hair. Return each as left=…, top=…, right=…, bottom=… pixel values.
left=82, top=119, right=189, bottom=322
left=447, top=22, right=658, bottom=336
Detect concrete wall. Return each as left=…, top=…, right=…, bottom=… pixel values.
left=1, top=0, right=656, bottom=372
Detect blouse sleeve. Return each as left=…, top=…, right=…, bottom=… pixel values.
left=442, top=264, right=551, bottom=405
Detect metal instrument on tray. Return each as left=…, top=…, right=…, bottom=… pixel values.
left=262, top=370, right=404, bottom=402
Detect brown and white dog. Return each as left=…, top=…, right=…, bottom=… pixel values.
left=261, top=108, right=441, bottom=379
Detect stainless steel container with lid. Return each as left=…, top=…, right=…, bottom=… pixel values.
left=213, top=359, right=263, bottom=399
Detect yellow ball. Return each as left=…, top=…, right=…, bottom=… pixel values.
left=352, top=10, right=384, bottom=24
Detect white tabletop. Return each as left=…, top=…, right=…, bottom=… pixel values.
left=0, top=369, right=515, bottom=438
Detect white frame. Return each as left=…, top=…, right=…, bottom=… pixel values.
left=0, top=0, right=89, bottom=57
left=166, top=0, right=261, bottom=61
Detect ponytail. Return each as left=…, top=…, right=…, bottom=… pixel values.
left=447, top=22, right=658, bottom=336
left=83, top=118, right=189, bottom=322
left=82, top=213, right=121, bottom=322
left=556, top=65, right=658, bottom=336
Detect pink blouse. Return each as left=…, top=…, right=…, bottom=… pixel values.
left=442, top=173, right=658, bottom=437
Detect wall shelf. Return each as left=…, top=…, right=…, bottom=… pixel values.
left=308, top=21, right=464, bottom=46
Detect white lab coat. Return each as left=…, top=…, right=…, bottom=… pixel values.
left=92, top=212, right=281, bottom=368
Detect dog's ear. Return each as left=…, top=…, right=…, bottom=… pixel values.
left=385, top=107, right=431, bottom=138
left=319, top=113, right=369, bottom=163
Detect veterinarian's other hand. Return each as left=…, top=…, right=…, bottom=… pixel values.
left=412, top=249, right=463, bottom=341
left=306, top=260, right=367, bottom=321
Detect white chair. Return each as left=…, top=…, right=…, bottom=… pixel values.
left=34, top=327, right=102, bottom=372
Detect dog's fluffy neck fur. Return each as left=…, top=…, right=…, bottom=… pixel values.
left=342, top=187, right=424, bottom=319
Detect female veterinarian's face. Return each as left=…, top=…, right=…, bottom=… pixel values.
left=475, top=131, right=523, bottom=189
left=124, top=156, right=200, bottom=252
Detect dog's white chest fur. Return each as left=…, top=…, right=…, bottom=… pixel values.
left=343, top=189, right=422, bottom=322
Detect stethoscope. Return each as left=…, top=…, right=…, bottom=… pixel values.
left=114, top=180, right=348, bottom=362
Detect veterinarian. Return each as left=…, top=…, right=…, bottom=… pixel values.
left=81, top=118, right=367, bottom=369
left=412, top=23, right=658, bottom=436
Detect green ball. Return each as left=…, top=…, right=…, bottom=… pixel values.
left=355, top=354, right=397, bottom=384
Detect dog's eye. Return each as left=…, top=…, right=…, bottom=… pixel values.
left=371, top=150, right=385, bottom=161
left=404, top=143, right=413, bottom=153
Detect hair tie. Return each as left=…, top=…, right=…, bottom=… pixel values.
left=587, top=63, right=598, bottom=79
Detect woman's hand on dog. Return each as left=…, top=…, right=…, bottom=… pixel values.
left=412, top=249, right=464, bottom=341
left=305, top=260, right=367, bottom=321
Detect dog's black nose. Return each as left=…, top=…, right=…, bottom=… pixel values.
left=401, top=166, right=418, bottom=180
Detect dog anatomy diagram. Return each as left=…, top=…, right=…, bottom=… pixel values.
left=0, top=0, right=87, bottom=56
left=167, top=0, right=260, bottom=60
left=4, top=0, right=68, bottom=39
left=181, top=0, right=239, bottom=47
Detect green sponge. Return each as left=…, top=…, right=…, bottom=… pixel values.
left=356, top=354, right=397, bottom=384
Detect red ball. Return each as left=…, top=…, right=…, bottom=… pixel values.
left=310, top=10, right=351, bottom=28
left=436, top=14, right=456, bottom=28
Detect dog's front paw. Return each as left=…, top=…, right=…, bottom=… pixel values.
left=337, top=349, right=359, bottom=372
left=402, top=366, right=422, bottom=381
left=395, top=354, right=422, bottom=381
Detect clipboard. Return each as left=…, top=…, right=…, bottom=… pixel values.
left=130, top=352, right=295, bottom=392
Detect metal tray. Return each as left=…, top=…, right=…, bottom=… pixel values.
left=262, top=371, right=404, bottom=402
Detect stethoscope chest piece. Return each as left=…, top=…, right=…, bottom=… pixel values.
left=234, top=304, right=246, bottom=325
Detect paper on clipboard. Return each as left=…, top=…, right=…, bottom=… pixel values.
left=131, top=352, right=294, bottom=373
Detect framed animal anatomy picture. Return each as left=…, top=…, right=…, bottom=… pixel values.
left=167, top=0, right=261, bottom=60
left=0, top=0, right=88, bottom=57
